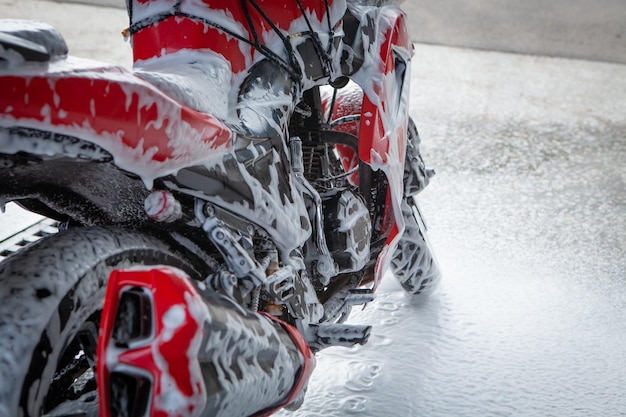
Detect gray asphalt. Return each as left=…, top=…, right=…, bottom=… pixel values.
left=403, top=0, right=626, bottom=64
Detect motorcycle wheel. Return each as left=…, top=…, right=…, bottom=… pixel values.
left=0, top=226, right=199, bottom=417
left=390, top=196, right=442, bottom=299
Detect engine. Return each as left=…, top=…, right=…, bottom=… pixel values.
left=291, top=88, right=372, bottom=276
left=321, top=188, right=371, bottom=273
left=296, top=135, right=371, bottom=275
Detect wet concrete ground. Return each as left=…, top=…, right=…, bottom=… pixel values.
left=1, top=1, right=625, bottom=415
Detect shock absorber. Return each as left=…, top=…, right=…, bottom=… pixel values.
left=97, top=266, right=315, bottom=417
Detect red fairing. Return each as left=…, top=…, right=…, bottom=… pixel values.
left=0, top=61, right=232, bottom=179
left=132, top=17, right=250, bottom=72
left=325, top=6, right=413, bottom=287
left=358, top=8, right=412, bottom=276
left=129, top=0, right=342, bottom=69
left=324, top=83, right=363, bottom=187
left=358, top=8, right=411, bottom=169
left=324, top=7, right=412, bottom=201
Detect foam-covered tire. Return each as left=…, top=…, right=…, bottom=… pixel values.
left=0, top=227, right=196, bottom=417
left=390, top=197, right=441, bottom=299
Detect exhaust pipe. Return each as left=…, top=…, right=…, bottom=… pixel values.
left=97, top=266, right=314, bottom=417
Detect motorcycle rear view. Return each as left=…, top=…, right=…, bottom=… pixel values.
left=0, top=0, right=440, bottom=416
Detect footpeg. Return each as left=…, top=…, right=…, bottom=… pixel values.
left=311, top=322, right=372, bottom=350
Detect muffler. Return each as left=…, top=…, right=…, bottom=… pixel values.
left=97, top=266, right=314, bottom=417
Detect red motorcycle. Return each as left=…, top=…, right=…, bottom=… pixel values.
left=0, top=0, right=440, bottom=415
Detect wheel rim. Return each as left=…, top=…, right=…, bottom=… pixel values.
left=0, top=227, right=207, bottom=417
left=43, top=311, right=101, bottom=415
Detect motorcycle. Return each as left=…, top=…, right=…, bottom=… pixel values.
left=0, top=0, right=440, bottom=416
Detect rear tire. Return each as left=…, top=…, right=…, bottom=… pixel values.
left=0, top=226, right=199, bottom=417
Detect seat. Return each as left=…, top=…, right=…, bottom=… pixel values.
left=0, top=19, right=68, bottom=63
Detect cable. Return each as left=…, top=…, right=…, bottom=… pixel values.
left=127, top=0, right=337, bottom=85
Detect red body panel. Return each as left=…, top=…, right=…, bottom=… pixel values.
left=1, top=68, right=231, bottom=158
left=129, top=0, right=341, bottom=69
left=0, top=61, right=232, bottom=181
left=328, top=6, right=413, bottom=287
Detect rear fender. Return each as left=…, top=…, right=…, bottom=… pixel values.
left=0, top=151, right=150, bottom=225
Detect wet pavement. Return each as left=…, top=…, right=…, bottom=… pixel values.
left=1, top=1, right=625, bottom=415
